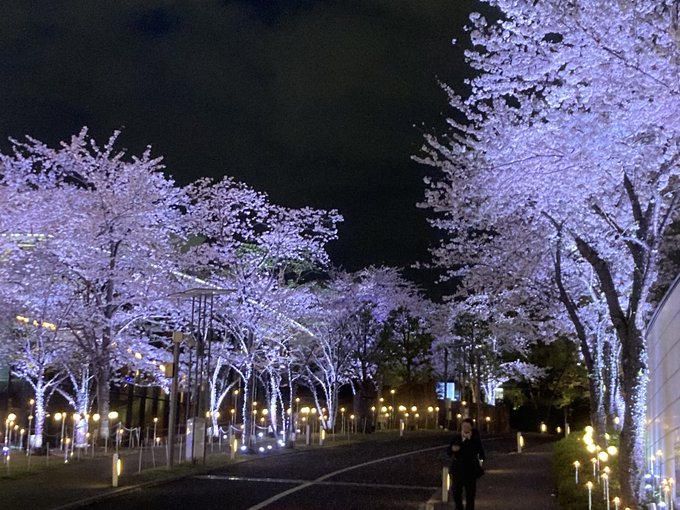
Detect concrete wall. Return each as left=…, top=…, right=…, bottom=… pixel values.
left=646, top=275, right=680, bottom=493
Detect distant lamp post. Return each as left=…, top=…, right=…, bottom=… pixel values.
left=390, top=390, right=396, bottom=427
left=108, top=411, right=120, bottom=454
left=233, top=389, right=240, bottom=425
left=5, top=412, right=16, bottom=448
left=54, top=412, right=65, bottom=451
left=92, top=413, right=100, bottom=449
left=310, top=407, right=317, bottom=434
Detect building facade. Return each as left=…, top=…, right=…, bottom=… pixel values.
left=645, top=275, right=680, bottom=502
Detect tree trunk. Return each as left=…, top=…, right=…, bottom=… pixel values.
left=617, top=328, right=647, bottom=509
left=34, top=389, right=46, bottom=449
left=241, top=365, right=254, bottom=449
left=96, top=368, right=111, bottom=443
left=586, top=367, right=607, bottom=442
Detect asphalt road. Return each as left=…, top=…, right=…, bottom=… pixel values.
left=76, top=431, right=518, bottom=510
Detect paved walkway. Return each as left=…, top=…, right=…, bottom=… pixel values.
left=426, top=435, right=558, bottom=510
left=477, top=439, right=557, bottom=510
left=0, top=443, right=236, bottom=510
left=0, top=434, right=558, bottom=510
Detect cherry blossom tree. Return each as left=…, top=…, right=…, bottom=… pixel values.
left=0, top=250, right=75, bottom=448
left=184, top=176, right=341, bottom=448
left=299, top=280, right=357, bottom=432
left=1, top=129, right=187, bottom=440
left=419, top=1, right=680, bottom=503
left=319, top=267, right=424, bottom=424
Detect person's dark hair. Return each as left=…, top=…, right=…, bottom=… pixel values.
left=462, top=418, right=474, bottom=427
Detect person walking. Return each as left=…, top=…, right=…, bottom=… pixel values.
left=448, top=417, right=486, bottom=510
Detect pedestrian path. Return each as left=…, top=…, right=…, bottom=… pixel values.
left=477, top=439, right=557, bottom=510
left=0, top=444, right=237, bottom=510
left=0, top=434, right=349, bottom=510
left=0, top=433, right=558, bottom=510
left=425, top=435, right=558, bottom=510
left=1, top=449, right=144, bottom=510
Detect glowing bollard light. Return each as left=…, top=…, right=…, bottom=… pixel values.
left=441, top=467, right=450, bottom=503
left=516, top=432, right=524, bottom=453
left=231, top=438, right=238, bottom=460
left=573, top=460, right=580, bottom=484
left=613, top=496, right=620, bottom=510
left=399, top=419, right=405, bottom=437
left=319, top=428, right=325, bottom=446
left=602, top=473, right=610, bottom=509
left=586, top=481, right=593, bottom=510
left=112, top=453, right=122, bottom=487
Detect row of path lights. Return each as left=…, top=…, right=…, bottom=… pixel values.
left=52, top=412, right=103, bottom=461
left=575, top=425, right=633, bottom=510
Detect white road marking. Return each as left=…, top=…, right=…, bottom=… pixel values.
left=194, top=474, right=437, bottom=491
left=245, top=444, right=444, bottom=510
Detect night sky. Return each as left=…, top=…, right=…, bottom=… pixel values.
left=0, top=1, right=478, bottom=294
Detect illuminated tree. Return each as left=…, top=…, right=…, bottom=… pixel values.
left=299, top=278, right=358, bottom=432
left=0, top=129, right=187, bottom=439
left=184, top=176, right=341, bottom=447
left=0, top=253, right=73, bottom=448
left=419, top=1, right=680, bottom=503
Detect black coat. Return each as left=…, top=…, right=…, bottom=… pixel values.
left=447, top=430, right=485, bottom=482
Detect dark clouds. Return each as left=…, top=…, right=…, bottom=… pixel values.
left=0, top=0, right=477, bottom=286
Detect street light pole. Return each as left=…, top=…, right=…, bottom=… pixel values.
left=444, top=347, right=449, bottom=430
left=167, top=331, right=182, bottom=469
left=390, top=389, right=396, bottom=429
